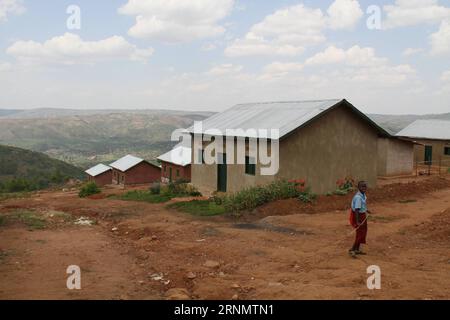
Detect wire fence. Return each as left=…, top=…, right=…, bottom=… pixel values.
left=415, top=158, right=450, bottom=176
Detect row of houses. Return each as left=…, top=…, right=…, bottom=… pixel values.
left=85, top=99, right=450, bottom=194
left=85, top=151, right=192, bottom=187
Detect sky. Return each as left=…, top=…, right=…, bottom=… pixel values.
left=0, top=0, right=449, bottom=114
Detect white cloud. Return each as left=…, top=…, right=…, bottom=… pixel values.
left=118, top=0, right=234, bottom=43
left=0, top=62, right=12, bottom=72
left=225, top=0, right=363, bottom=57
left=402, top=47, right=425, bottom=56
left=207, top=64, right=243, bottom=76
left=0, top=0, right=25, bottom=22
left=383, top=0, right=450, bottom=29
left=327, top=0, right=363, bottom=30
left=262, top=62, right=304, bottom=75
left=441, top=70, right=450, bottom=82
left=430, top=20, right=450, bottom=55
left=6, top=33, right=154, bottom=65
left=201, top=43, right=218, bottom=51
left=225, top=4, right=326, bottom=57
left=305, top=45, right=387, bottom=67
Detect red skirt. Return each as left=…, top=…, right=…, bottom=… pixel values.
left=349, top=209, right=367, bottom=245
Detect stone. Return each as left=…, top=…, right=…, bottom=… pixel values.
left=165, top=288, right=190, bottom=300
left=232, top=294, right=239, bottom=300
left=186, top=272, right=197, bottom=279
left=204, top=260, right=220, bottom=268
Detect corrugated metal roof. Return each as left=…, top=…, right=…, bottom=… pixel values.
left=109, top=155, right=144, bottom=172
left=186, top=99, right=378, bottom=139
left=396, top=120, right=450, bottom=140
left=157, top=146, right=191, bottom=166
left=85, top=164, right=111, bottom=177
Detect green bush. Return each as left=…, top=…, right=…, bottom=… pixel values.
left=298, top=188, right=317, bottom=203
left=223, top=180, right=300, bottom=213
left=78, top=182, right=100, bottom=198
left=334, top=176, right=355, bottom=196
left=161, top=182, right=201, bottom=197
left=150, top=182, right=161, bottom=195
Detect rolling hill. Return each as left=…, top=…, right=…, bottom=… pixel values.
left=0, top=145, right=84, bottom=193
left=0, top=109, right=213, bottom=168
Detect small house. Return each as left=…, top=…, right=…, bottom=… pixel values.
left=396, top=120, right=450, bottom=165
left=85, top=164, right=112, bottom=186
left=158, top=146, right=191, bottom=183
left=188, top=99, right=394, bottom=195
left=109, top=155, right=161, bottom=186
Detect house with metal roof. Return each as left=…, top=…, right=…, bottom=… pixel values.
left=396, top=120, right=450, bottom=165
left=188, top=99, right=414, bottom=194
left=157, top=146, right=192, bottom=183
left=109, top=154, right=161, bottom=186
left=85, top=163, right=112, bottom=186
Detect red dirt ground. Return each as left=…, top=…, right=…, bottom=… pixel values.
left=1, top=176, right=450, bottom=300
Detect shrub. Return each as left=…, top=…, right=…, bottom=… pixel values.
left=223, top=180, right=300, bottom=213
left=334, top=176, right=355, bottom=195
left=161, top=182, right=201, bottom=197
left=150, top=182, right=161, bottom=195
left=298, top=188, right=317, bottom=203
left=78, top=182, right=100, bottom=198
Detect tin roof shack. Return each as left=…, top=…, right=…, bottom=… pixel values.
left=396, top=120, right=450, bottom=166
left=157, top=146, right=191, bottom=183
left=188, top=99, right=392, bottom=195
left=377, top=138, right=415, bottom=177
left=85, top=164, right=112, bottom=186
left=110, top=155, right=161, bottom=186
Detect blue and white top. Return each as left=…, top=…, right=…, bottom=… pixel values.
left=351, top=191, right=367, bottom=213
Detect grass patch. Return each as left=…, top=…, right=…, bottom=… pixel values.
left=167, top=200, right=226, bottom=216
left=0, top=192, right=31, bottom=202
left=9, top=210, right=47, bottom=230
left=115, top=190, right=173, bottom=203
left=0, top=215, right=5, bottom=226
left=398, top=199, right=417, bottom=204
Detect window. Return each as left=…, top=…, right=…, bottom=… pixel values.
left=176, top=169, right=180, bottom=177
left=245, top=156, right=256, bottom=176
left=445, top=147, right=450, bottom=156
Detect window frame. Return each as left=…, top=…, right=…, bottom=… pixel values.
left=444, top=146, right=450, bottom=156
left=245, top=155, right=256, bottom=176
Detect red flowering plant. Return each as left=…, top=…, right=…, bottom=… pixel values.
left=288, top=179, right=316, bottom=203
left=334, top=176, right=355, bottom=195
left=288, top=179, right=306, bottom=193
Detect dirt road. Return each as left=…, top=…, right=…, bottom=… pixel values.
left=1, top=177, right=449, bottom=300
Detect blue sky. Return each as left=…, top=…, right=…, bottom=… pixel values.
left=0, top=0, right=449, bottom=114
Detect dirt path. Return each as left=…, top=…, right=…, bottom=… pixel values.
left=0, top=225, right=160, bottom=299
left=1, top=178, right=450, bottom=300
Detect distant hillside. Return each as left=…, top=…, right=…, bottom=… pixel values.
left=368, top=113, right=450, bottom=134
left=0, top=110, right=214, bottom=168
left=0, top=145, right=84, bottom=193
